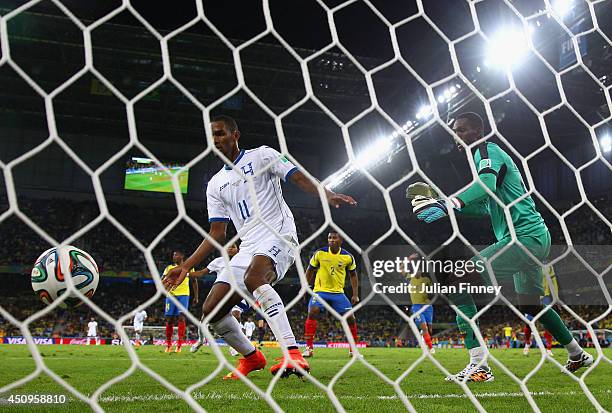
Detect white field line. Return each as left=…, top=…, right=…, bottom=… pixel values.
left=94, top=389, right=612, bottom=403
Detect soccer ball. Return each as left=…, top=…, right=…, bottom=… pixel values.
left=31, top=246, right=100, bottom=308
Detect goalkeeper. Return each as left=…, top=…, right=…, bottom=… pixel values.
left=408, top=112, right=593, bottom=382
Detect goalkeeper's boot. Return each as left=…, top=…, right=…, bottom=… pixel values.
left=190, top=339, right=203, bottom=353
left=302, top=347, right=314, bottom=358
left=564, top=351, right=593, bottom=373
left=270, top=348, right=311, bottom=378
left=223, top=349, right=267, bottom=380
left=445, top=363, right=494, bottom=382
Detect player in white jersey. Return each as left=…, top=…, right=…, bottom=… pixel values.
left=133, top=310, right=147, bottom=347
left=87, top=317, right=98, bottom=345
left=244, top=318, right=256, bottom=341
left=164, top=115, right=356, bottom=379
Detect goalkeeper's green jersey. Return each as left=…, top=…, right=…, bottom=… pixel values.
left=455, top=142, right=548, bottom=241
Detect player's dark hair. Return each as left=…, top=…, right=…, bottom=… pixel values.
left=456, top=112, right=484, bottom=132
left=328, top=231, right=342, bottom=240
left=212, top=115, right=238, bottom=133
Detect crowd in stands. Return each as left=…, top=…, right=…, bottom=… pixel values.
left=0, top=194, right=610, bottom=348
left=1, top=274, right=610, bottom=349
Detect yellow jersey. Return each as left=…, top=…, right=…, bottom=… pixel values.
left=503, top=326, right=512, bottom=337
left=409, top=276, right=432, bottom=304
left=542, top=264, right=558, bottom=297
left=163, top=264, right=193, bottom=296
left=309, top=247, right=356, bottom=293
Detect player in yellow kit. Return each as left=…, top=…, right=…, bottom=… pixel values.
left=162, top=251, right=197, bottom=353
left=503, top=325, right=513, bottom=349
left=302, top=232, right=359, bottom=357
left=407, top=263, right=435, bottom=353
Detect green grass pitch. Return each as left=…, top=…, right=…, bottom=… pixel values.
left=124, top=170, right=188, bottom=193
left=0, top=345, right=610, bottom=412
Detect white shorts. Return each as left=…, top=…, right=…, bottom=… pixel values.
left=215, top=235, right=296, bottom=296
left=134, top=325, right=143, bottom=333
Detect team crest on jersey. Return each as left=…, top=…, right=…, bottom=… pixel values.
left=478, top=158, right=491, bottom=171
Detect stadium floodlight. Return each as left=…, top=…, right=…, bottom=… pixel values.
left=600, top=135, right=611, bottom=153
left=484, top=28, right=529, bottom=68
left=552, top=0, right=573, bottom=18
left=437, top=95, right=445, bottom=104
left=416, top=105, right=432, bottom=120
left=356, top=137, right=393, bottom=168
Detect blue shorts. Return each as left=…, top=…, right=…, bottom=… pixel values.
left=308, top=292, right=352, bottom=315
left=165, top=295, right=189, bottom=316
left=232, top=299, right=250, bottom=314
left=541, top=294, right=554, bottom=306
left=411, top=304, right=433, bottom=325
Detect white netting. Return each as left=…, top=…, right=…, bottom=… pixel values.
left=0, top=0, right=610, bottom=412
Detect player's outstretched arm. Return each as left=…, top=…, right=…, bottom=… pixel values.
left=407, top=178, right=494, bottom=223
left=162, top=221, right=227, bottom=289
left=289, top=171, right=357, bottom=208
left=191, top=276, right=199, bottom=305
left=305, top=266, right=316, bottom=286
left=188, top=268, right=210, bottom=278
left=349, top=269, right=359, bottom=305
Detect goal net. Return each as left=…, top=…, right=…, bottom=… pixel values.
left=0, top=0, right=610, bottom=412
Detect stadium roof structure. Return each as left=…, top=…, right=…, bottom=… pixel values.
left=1, top=1, right=610, bottom=196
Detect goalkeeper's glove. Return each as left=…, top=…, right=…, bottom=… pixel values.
left=406, top=182, right=461, bottom=223
left=405, top=182, right=438, bottom=200
left=411, top=195, right=449, bottom=223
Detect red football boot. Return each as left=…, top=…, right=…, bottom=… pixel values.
left=270, top=348, right=311, bottom=378
left=223, top=349, right=267, bottom=380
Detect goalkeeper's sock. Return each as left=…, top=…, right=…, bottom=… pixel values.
left=211, top=313, right=256, bottom=355
left=165, top=322, right=173, bottom=347
left=423, top=332, right=433, bottom=350
left=253, top=284, right=298, bottom=348
left=538, top=307, right=574, bottom=346
left=304, top=318, right=317, bottom=349
left=349, top=322, right=358, bottom=343
left=469, top=346, right=489, bottom=368
left=448, top=292, right=483, bottom=351
left=454, top=303, right=480, bottom=350
left=177, top=319, right=186, bottom=348
left=565, top=339, right=582, bottom=359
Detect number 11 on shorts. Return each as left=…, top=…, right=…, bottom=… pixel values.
left=238, top=200, right=250, bottom=219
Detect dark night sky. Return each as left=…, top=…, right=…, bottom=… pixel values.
left=1, top=0, right=610, bottom=200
